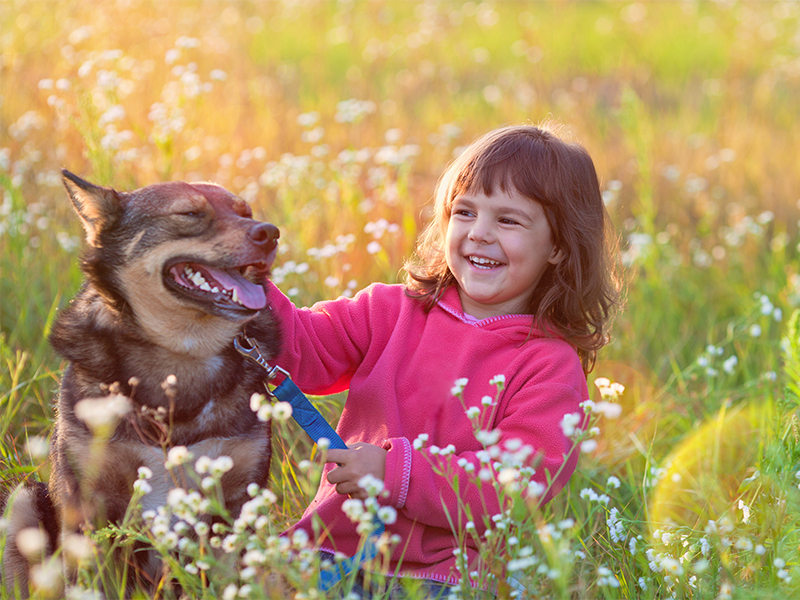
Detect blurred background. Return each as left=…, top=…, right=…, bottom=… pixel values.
left=2, top=2, right=800, bottom=590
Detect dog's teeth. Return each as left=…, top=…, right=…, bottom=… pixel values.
left=200, top=282, right=212, bottom=292
left=185, top=266, right=194, bottom=276
left=191, top=272, right=205, bottom=286
left=231, top=288, right=239, bottom=304
left=211, top=287, right=220, bottom=293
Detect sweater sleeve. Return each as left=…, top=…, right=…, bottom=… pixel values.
left=265, top=281, right=382, bottom=395
left=389, top=377, right=583, bottom=534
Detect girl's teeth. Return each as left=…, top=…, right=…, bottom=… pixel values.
left=470, top=256, right=500, bottom=266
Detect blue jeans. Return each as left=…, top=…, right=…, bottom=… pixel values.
left=318, top=550, right=453, bottom=599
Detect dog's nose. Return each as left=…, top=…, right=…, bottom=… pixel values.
left=248, top=222, right=280, bottom=246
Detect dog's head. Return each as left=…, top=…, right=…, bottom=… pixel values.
left=62, top=170, right=279, bottom=353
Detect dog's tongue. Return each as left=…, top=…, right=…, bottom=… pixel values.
left=205, top=266, right=267, bottom=310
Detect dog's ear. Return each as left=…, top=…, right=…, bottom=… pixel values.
left=62, top=170, right=122, bottom=247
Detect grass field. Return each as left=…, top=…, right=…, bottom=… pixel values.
left=2, top=1, right=800, bottom=598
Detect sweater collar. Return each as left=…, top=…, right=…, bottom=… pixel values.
left=436, top=285, right=537, bottom=328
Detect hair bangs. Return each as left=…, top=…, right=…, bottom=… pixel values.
left=451, top=134, right=553, bottom=211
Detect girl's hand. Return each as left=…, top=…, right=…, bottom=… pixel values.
left=325, top=442, right=387, bottom=499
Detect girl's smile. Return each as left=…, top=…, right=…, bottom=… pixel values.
left=445, top=187, right=564, bottom=320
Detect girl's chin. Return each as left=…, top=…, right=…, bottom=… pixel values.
left=458, top=288, right=503, bottom=308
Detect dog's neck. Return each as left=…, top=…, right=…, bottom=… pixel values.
left=51, top=288, right=245, bottom=390
left=133, top=308, right=242, bottom=359
left=117, top=274, right=244, bottom=359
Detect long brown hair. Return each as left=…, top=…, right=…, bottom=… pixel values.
left=404, top=123, right=622, bottom=373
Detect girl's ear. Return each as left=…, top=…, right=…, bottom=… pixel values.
left=548, top=247, right=567, bottom=265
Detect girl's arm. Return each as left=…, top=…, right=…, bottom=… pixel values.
left=264, top=281, right=386, bottom=394
left=382, top=379, right=583, bottom=535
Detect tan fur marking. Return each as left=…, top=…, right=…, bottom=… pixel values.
left=123, top=230, right=147, bottom=259
left=116, top=233, right=267, bottom=357
left=119, top=266, right=240, bottom=359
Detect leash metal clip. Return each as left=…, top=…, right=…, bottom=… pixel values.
left=234, top=333, right=290, bottom=386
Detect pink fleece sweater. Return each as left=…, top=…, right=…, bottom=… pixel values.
left=267, top=282, right=587, bottom=584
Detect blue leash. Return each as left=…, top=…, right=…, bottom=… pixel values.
left=234, top=333, right=384, bottom=590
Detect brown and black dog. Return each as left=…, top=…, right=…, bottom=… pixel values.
left=2, top=171, right=281, bottom=596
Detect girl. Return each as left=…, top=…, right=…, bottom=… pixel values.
left=263, top=123, right=620, bottom=596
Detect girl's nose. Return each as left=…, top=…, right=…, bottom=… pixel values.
left=468, top=217, right=494, bottom=244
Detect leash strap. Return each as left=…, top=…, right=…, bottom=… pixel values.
left=271, top=378, right=348, bottom=450
left=234, top=332, right=384, bottom=590
left=234, top=333, right=347, bottom=450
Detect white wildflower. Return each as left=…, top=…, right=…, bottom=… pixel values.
left=74, top=394, right=131, bottom=432
left=594, top=401, right=622, bottom=419
left=211, top=456, right=234, bottom=475
left=250, top=393, right=265, bottom=412
left=475, top=429, right=501, bottom=446
left=489, top=374, right=506, bottom=387
left=257, top=404, right=272, bottom=421
left=527, top=480, right=546, bottom=498
left=607, top=507, right=626, bottom=543
left=377, top=506, right=397, bottom=525
left=133, top=479, right=152, bottom=494
left=24, top=436, right=49, bottom=461
left=16, top=527, right=47, bottom=560
left=165, top=446, right=193, bottom=468
left=560, top=412, right=582, bottom=437
left=723, top=355, right=738, bottom=374
left=497, top=468, right=518, bottom=485
left=357, top=474, right=384, bottom=497
left=30, top=559, right=63, bottom=596
left=451, top=377, right=469, bottom=396
left=271, top=401, right=292, bottom=421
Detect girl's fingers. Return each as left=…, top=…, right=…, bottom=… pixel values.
left=326, top=465, right=348, bottom=484
left=324, top=449, right=348, bottom=464
left=335, top=482, right=362, bottom=497
left=327, top=466, right=366, bottom=497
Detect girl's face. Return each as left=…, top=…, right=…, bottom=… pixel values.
left=445, top=187, right=564, bottom=319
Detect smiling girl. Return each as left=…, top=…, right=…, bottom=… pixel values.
left=263, top=123, right=621, bottom=597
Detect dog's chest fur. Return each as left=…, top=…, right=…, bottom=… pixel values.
left=49, top=289, right=278, bottom=441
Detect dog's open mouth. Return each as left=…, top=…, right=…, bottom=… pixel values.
left=165, top=260, right=269, bottom=314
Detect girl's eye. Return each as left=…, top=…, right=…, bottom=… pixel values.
left=179, top=211, right=205, bottom=218
left=499, top=218, right=519, bottom=225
